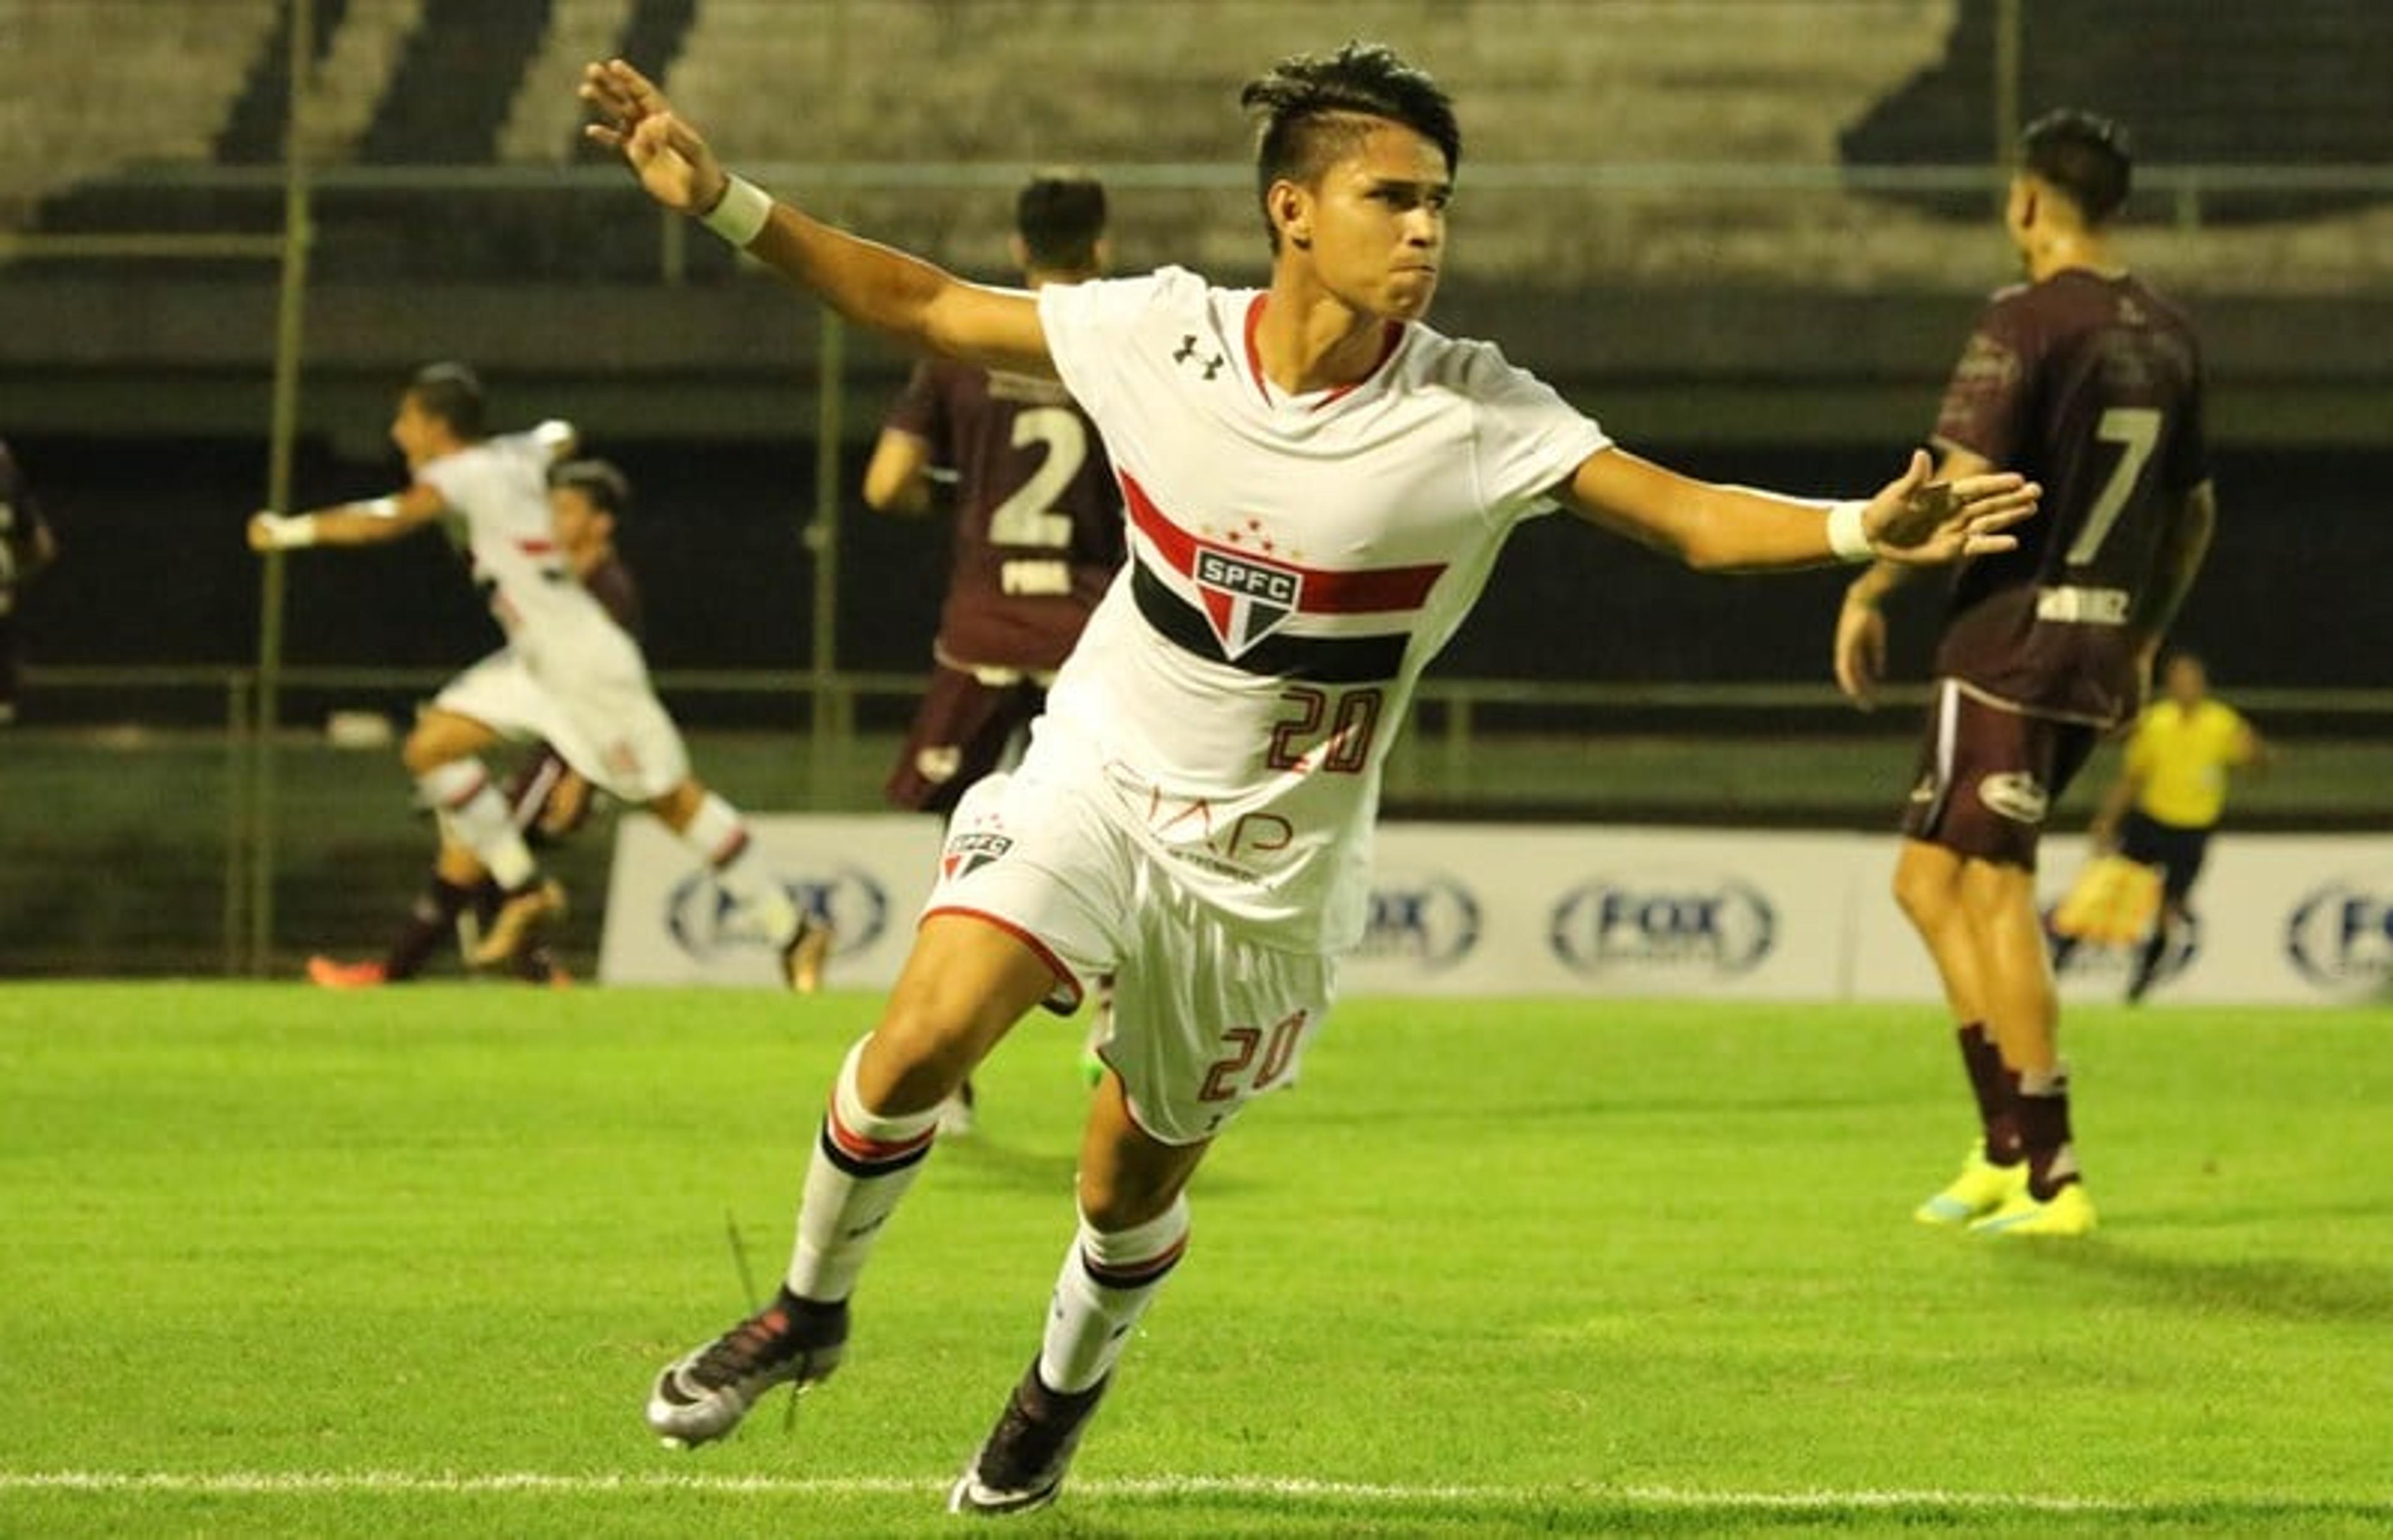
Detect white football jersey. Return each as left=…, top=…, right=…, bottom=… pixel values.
left=1034, top=267, right=1611, bottom=950
left=416, top=432, right=623, bottom=662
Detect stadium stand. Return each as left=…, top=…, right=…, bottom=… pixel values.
left=0, top=0, right=279, bottom=224
left=9, top=0, right=2393, bottom=292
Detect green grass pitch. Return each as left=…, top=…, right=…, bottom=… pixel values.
left=3, top=984, right=2389, bottom=1536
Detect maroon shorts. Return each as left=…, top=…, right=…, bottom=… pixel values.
left=1898, top=680, right=2101, bottom=870
left=884, top=663, right=1048, bottom=815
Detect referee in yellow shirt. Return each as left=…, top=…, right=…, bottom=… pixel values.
left=2088, top=652, right=2270, bottom=1001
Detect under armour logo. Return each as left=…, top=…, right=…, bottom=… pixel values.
left=1174, top=334, right=1225, bottom=381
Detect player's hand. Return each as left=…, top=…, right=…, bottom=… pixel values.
left=1833, top=592, right=1888, bottom=710
left=1861, top=449, right=2039, bottom=566
left=247, top=511, right=302, bottom=553
left=579, top=59, right=728, bottom=217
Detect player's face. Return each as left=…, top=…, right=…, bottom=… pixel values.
left=1292, top=121, right=1451, bottom=321
left=548, top=485, right=609, bottom=560
left=2164, top=657, right=2207, bottom=704
left=388, top=394, right=437, bottom=470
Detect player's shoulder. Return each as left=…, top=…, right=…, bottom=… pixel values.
left=1402, top=323, right=1545, bottom=397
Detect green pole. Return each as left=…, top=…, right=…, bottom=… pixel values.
left=806, top=0, right=851, bottom=801
left=251, top=0, right=316, bottom=974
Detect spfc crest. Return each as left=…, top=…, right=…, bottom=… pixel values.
left=1192, top=545, right=1302, bottom=658
left=941, top=829, right=1013, bottom=882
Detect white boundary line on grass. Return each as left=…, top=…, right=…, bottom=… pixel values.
left=0, top=1470, right=2361, bottom=1516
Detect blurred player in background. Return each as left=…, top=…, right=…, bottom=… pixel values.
left=0, top=438, right=59, bottom=726
left=307, top=459, right=644, bottom=988
left=862, top=171, right=1129, bottom=1129
left=250, top=364, right=831, bottom=989
left=2086, top=650, right=2268, bottom=1002
left=586, top=44, right=2034, bottom=1514
left=1834, top=110, right=2216, bottom=1238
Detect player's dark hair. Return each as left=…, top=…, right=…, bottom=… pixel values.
left=406, top=361, right=487, bottom=439
left=1016, top=171, right=1107, bottom=273
left=1240, top=41, right=1461, bottom=251
left=2018, top=109, right=2131, bottom=226
left=549, top=457, right=631, bottom=520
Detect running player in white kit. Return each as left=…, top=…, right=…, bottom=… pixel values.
left=583, top=44, right=2040, bottom=1513
left=248, top=363, right=830, bottom=988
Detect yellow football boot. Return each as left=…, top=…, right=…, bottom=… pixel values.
left=1914, top=1143, right=2028, bottom=1226
left=1969, top=1180, right=2097, bottom=1238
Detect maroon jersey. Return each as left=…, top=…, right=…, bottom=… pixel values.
left=1929, top=269, right=2209, bottom=725
left=579, top=549, right=641, bottom=640
left=882, top=358, right=1125, bottom=672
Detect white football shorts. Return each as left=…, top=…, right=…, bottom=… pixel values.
left=924, top=766, right=1336, bottom=1146
left=431, top=643, right=689, bottom=804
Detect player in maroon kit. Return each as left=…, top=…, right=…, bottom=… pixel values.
left=863, top=173, right=1127, bottom=1129
left=1834, top=111, right=2217, bottom=1237
left=864, top=172, right=1125, bottom=815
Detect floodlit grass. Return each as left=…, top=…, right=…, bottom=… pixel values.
left=3, top=984, right=2390, bottom=1536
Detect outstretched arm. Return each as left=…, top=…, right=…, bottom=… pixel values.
left=580, top=60, right=1051, bottom=378
left=1559, top=444, right=2036, bottom=576
left=247, top=484, right=446, bottom=552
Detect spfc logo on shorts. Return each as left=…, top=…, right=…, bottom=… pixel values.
left=1193, top=545, right=1301, bottom=658
left=941, top=830, right=1013, bottom=882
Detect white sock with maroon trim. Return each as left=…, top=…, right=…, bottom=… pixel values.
left=416, top=759, right=535, bottom=890
left=1036, top=1195, right=1190, bottom=1394
left=784, top=1036, right=942, bottom=1303
left=677, top=791, right=801, bottom=947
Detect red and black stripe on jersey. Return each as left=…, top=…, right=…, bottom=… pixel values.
left=1120, top=470, right=1445, bottom=684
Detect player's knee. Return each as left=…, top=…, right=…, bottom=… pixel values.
left=859, top=1001, right=986, bottom=1108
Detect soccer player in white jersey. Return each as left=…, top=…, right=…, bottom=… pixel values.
left=248, top=363, right=831, bottom=989
left=582, top=44, right=2038, bottom=1514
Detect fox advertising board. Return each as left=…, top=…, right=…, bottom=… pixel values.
left=600, top=815, right=2392, bottom=1005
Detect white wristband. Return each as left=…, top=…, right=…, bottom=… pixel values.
left=260, top=513, right=320, bottom=549
left=1825, top=499, right=1874, bottom=563
left=359, top=496, right=400, bottom=520
left=699, top=175, right=773, bottom=248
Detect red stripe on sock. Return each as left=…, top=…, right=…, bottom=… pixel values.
left=825, top=1101, right=937, bottom=1165
left=440, top=770, right=490, bottom=810
left=1082, top=1232, right=1187, bottom=1290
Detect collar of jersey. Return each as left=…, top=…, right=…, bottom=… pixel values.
left=1240, top=295, right=1405, bottom=414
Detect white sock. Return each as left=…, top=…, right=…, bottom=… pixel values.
left=679, top=791, right=801, bottom=946
left=1037, top=1195, right=1190, bottom=1394
left=416, top=759, right=535, bottom=890
left=785, top=1037, right=942, bottom=1303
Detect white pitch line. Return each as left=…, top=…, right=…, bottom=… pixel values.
left=0, top=1470, right=2366, bottom=1515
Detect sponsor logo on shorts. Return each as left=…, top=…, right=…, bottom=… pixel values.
left=1548, top=877, right=1777, bottom=976
left=1359, top=873, right=1482, bottom=970
left=940, top=829, right=1013, bottom=882
left=1192, top=545, right=1301, bottom=657
left=2285, top=877, right=2393, bottom=993
left=665, top=863, right=887, bottom=961
left=1977, top=771, right=2051, bottom=825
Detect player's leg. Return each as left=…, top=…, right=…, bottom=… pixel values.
left=950, top=1074, right=1208, bottom=1516
left=644, top=776, right=831, bottom=991
left=312, top=836, right=485, bottom=988
left=1893, top=684, right=2024, bottom=1222
left=1959, top=718, right=2101, bottom=1237
left=412, top=657, right=569, bottom=964
left=952, top=884, right=1332, bottom=1516
left=644, top=913, right=1064, bottom=1447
